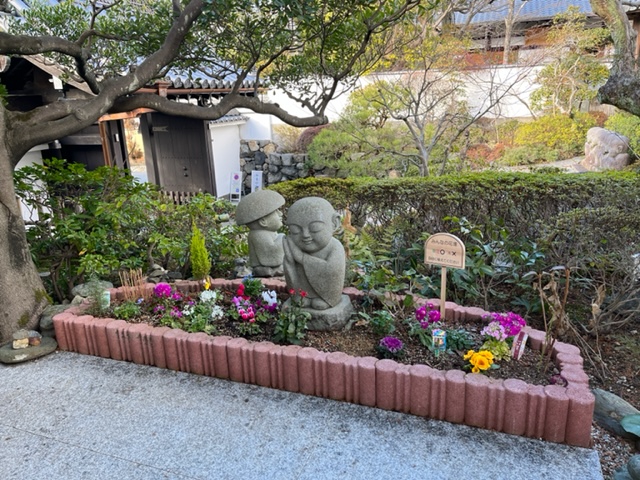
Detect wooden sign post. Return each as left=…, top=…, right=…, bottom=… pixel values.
left=424, top=233, right=466, bottom=320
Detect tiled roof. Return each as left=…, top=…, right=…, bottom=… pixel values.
left=454, top=0, right=595, bottom=25
left=158, top=75, right=260, bottom=91
left=209, top=114, right=249, bottom=124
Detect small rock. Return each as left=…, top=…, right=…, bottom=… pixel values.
left=71, top=280, right=114, bottom=298
left=40, top=304, right=72, bottom=334
left=0, top=337, right=58, bottom=364
left=615, top=467, right=634, bottom=480
left=12, top=330, right=29, bottom=349
left=28, top=331, right=42, bottom=346
left=71, top=295, right=85, bottom=306
left=593, top=388, right=640, bottom=439
left=628, top=455, right=640, bottom=480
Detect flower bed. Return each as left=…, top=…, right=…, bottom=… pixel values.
left=52, top=278, right=595, bottom=448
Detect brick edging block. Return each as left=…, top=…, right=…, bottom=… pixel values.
left=52, top=288, right=594, bottom=448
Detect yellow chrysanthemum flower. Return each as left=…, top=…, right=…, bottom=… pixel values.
left=204, top=277, right=211, bottom=291
left=463, top=350, right=475, bottom=360
left=472, top=366, right=480, bottom=373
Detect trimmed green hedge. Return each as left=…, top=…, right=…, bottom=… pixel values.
left=270, top=172, right=640, bottom=264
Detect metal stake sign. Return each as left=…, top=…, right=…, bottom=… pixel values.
left=424, top=233, right=466, bottom=319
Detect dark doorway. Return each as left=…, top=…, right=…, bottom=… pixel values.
left=141, top=113, right=215, bottom=195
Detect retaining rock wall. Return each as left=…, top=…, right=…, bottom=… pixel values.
left=240, top=140, right=338, bottom=191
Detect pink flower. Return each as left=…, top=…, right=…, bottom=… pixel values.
left=153, top=283, right=172, bottom=298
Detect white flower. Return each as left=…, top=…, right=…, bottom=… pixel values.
left=211, top=305, right=225, bottom=321
left=261, top=290, right=277, bottom=307
left=200, top=289, right=218, bottom=303
left=182, top=304, right=195, bottom=316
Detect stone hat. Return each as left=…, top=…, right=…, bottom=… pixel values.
left=235, top=190, right=286, bottom=225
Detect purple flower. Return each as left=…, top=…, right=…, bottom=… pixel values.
left=379, top=336, right=404, bottom=353
left=153, top=283, right=172, bottom=298
left=153, top=305, right=166, bottom=313
left=481, top=321, right=507, bottom=341
left=171, top=292, right=183, bottom=301
left=170, top=307, right=182, bottom=318
left=485, top=312, right=526, bottom=337
left=416, top=304, right=441, bottom=326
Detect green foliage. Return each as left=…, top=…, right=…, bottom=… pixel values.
left=273, top=290, right=310, bottom=345
left=190, top=223, right=211, bottom=280
left=446, top=328, right=475, bottom=352
left=446, top=216, right=545, bottom=309
left=11, top=0, right=413, bottom=98
left=307, top=37, right=476, bottom=178
left=604, top=112, right=640, bottom=158
left=358, top=310, right=396, bottom=336
left=530, top=7, right=610, bottom=115
left=113, top=300, right=142, bottom=320
left=498, top=145, right=560, bottom=166
left=14, top=159, right=241, bottom=301
left=241, top=276, right=264, bottom=298
left=480, top=338, right=512, bottom=362
left=513, top=113, right=597, bottom=159
left=272, top=172, right=639, bottom=324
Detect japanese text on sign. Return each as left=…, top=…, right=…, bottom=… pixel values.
left=424, top=233, right=466, bottom=269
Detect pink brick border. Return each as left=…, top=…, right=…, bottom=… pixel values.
left=52, top=280, right=594, bottom=447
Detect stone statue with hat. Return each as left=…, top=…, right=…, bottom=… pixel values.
left=235, top=190, right=286, bottom=277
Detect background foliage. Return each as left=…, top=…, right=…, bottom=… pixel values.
left=14, top=159, right=243, bottom=301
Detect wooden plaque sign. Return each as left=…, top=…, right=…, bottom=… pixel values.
left=424, top=233, right=466, bottom=269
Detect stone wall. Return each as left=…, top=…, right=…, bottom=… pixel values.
left=240, top=140, right=337, bottom=191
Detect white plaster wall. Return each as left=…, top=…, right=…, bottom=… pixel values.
left=238, top=108, right=273, bottom=139
left=208, top=122, right=242, bottom=198
left=265, top=64, right=550, bottom=125
left=15, top=145, right=47, bottom=223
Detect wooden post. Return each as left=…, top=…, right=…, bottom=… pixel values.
left=425, top=233, right=466, bottom=322
left=440, top=267, right=447, bottom=319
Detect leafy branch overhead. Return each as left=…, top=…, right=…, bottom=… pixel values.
left=0, top=0, right=422, bottom=160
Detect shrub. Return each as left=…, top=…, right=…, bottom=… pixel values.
left=466, top=143, right=506, bottom=168
left=272, top=172, right=639, bottom=331
left=297, top=125, right=329, bottom=152
left=14, top=159, right=242, bottom=301
left=189, top=223, right=211, bottom=280
left=604, top=112, right=640, bottom=159
left=498, top=145, right=560, bottom=166
left=514, top=113, right=596, bottom=159
left=272, top=124, right=303, bottom=153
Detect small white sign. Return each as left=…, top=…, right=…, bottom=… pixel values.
left=230, top=171, right=242, bottom=203
left=251, top=170, right=263, bottom=192
left=424, top=233, right=466, bottom=269
left=511, top=330, right=528, bottom=360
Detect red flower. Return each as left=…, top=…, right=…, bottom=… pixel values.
left=289, top=289, right=295, bottom=295
left=299, top=290, right=307, bottom=297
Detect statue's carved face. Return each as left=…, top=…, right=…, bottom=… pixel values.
left=258, top=210, right=283, bottom=231
left=287, top=202, right=335, bottom=254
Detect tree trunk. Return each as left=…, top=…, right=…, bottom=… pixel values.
left=0, top=113, right=49, bottom=343
left=502, top=0, right=515, bottom=65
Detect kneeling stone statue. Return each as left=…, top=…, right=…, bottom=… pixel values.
left=283, top=197, right=354, bottom=330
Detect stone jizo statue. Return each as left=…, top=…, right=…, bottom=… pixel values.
left=235, top=190, right=285, bottom=277
left=283, top=197, right=346, bottom=311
